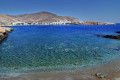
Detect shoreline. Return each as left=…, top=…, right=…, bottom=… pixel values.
left=0, top=25, right=120, bottom=80
left=1, top=57, right=120, bottom=80
left=0, top=27, right=14, bottom=42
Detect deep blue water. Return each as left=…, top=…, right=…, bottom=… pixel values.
left=0, top=25, right=120, bottom=75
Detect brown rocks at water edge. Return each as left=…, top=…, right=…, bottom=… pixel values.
left=0, top=27, right=14, bottom=42
left=116, top=31, right=120, bottom=33
left=96, top=35, right=120, bottom=40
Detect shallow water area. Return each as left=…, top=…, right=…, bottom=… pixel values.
left=0, top=25, right=120, bottom=78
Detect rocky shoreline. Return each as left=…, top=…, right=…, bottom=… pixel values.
left=96, top=31, right=120, bottom=40
left=2, top=57, right=120, bottom=80
left=0, top=27, right=14, bottom=42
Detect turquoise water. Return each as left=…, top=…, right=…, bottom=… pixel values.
left=0, top=25, right=120, bottom=75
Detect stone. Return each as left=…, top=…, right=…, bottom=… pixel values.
left=96, top=35, right=120, bottom=40
left=5, top=28, right=14, bottom=33
left=95, top=57, right=103, bottom=60
left=113, top=48, right=120, bottom=51
left=0, top=27, right=13, bottom=42
left=0, top=27, right=14, bottom=33
left=116, top=31, right=120, bottom=33
left=95, top=73, right=106, bottom=78
left=14, top=67, right=19, bottom=69
left=74, top=62, right=79, bottom=66
left=0, top=33, right=3, bottom=37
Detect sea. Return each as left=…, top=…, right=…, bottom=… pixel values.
left=0, top=25, right=120, bottom=77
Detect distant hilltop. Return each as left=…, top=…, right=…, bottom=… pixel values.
left=0, top=11, right=115, bottom=26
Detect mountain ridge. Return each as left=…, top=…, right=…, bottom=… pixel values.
left=0, top=11, right=115, bottom=26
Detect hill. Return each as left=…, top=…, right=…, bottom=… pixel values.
left=0, top=11, right=115, bottom=26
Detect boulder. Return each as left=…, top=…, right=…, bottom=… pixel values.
left=95, top=73, right=106, bottom=78
left=5, top=28, right=14, bottom=33
left=0, top=33, right=3, bottom=36
left=116, top=31, right=120, bottom=33
left=0, top=27, right=13, bottom=42
left=74, top=62, right=79, bottom=66
left=96, top=35, right=120, bottom=39
left=0, top=33, right=8, bottom=42
left=0, top=27, right=14, bottom=33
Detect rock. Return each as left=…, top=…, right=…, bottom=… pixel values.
left=113, top=48, right=120, bottom=51
left=0, top=27, right=14, bottom=33
left=0, top=33, right=3, bottom=37
left=0, top=27, right=13, bottom=42
left=14, top=67, right=19, bottom=69
left=74, top=62, right=79, bottom=66
left=83, top=21, right=115, bottom=25
left=95, top=57, right=103, bottom=60
left=116, top=31, right=120, bottom=33
left=95, top=73, right=106, bottom=78
left=96, top=35, right=120, bottom=40
left=5, top=28, right=14, bottom=33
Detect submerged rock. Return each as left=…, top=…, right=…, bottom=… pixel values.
left=14, top=67, right=19, bottom=69
left=96, top=35, right=120, bottom=40
left=95, top=73, right=106, bottom=78
left=95, top=57, right=103, bottom=60
left=74, top=62, right=79, bottom=66
left=113, top=48, right=120, bottom=51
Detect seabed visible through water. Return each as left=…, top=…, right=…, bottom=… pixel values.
left=0, top=25, right=120, bottom=79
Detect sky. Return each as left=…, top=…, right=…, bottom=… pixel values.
left=0, top=0, right=120, bottom=23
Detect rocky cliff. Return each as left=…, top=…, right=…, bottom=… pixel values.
left=0, top=27, right=13, bottom=42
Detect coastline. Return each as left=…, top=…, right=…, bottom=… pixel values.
left=1, top=56, right=120, bottom=80
left=0, top=27, right=14, bottom=42
left=0, top=25, right=120, bottom=80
